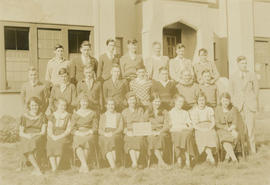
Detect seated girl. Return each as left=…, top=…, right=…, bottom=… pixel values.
left=168, top=94, right=198, bottom=168
left=47, top=98, right=72, bottom=172
left=215, top=92, right=238, bottom=162
left=190, top=92, right=218, bottom=165
left=176, top=69, right=200, bottom=110
left=19, top=97, right=47, bottom=175
left=122, top=91, right=149, bottom=168
left=71, top=94, right=98, bottom=173
left=147, top=93, right=170, bottom=168
left=99, top=98, right=124, bottom=169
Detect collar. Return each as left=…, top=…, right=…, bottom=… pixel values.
left=76, top=109, right=92, bottom=117
left=54, top=111, right=68, bottom=119
left=54, top=57, right=65, bottom=64
left=24, top=112, right=41, bottom=120
left=159, top=80, right=169, bottom=87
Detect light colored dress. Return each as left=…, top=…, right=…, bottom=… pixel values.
left=47, top=111, right=71, bottom=157
left=168, top=108, right=197, bottom=157
left=190, top=106, right=218, bottom=154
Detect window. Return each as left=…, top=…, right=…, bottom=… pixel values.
left=115, top=37, right=123, bottom=57
left=4, top=27, right=29, bottom=50
left=68, top=30, right=90, bottom=53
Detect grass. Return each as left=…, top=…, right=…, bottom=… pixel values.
left=0, top=115, right=270, bottom=185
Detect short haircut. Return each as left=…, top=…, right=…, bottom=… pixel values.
left=28, top=66, right=37, bottom=73
left=106, top=39, right=115, bottom=46
left=27, top=97, right=41, bottom=111
left=236, top=56, right=246, bottom=63
left=111, top=63, right=120, bottom=70
left=136, top=64, right=146, bottom=71
left=219, top=92, right=231, bottom=101
left=105, top=97, right=116, bottom=105
left=152, top=41, right=161, bottom=47
left=173, top=93, right=185, bottom=101
left=127, top=39, right=138, bottom=45
left=196, top=91, right=207, bottom=102
left=150, top=92, right=161, bottom=102
left=54, top=44, right=64, bottom=50
left=58, top=68, right=69, bottom=75
left=176, top=43, right=185, bottom=49
left=201, top=69, right=211, bottom=76
left=159, top=66, right=169, bottom=73
left=198, top=48, right=208, bottom=56
left=80, top=40, right=91, bottom=48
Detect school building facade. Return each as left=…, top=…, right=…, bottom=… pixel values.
left=0, top=0, right=270, bottom=116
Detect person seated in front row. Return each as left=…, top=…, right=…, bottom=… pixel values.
left=146, top=93, right=170, bottom=168
left=77, top=65, right=103, bottom=113
left=19, top=97, right=47, bottom=175
left=130, top=65, right=152, bottom=108
left=71, top=94, right=98, bottom=173
left=47, top=98, right=72, bottom=172
left=193, top=48, right=220, bottom=85
left=98, top=98, right=124, bottom=169
left=190, top=92, right=218, bottom=165
left=215, top=92, right=239, bottom=163
left=151, top=67, right=177, bottom=111
left=199, top=69, right=218, bottom=108
left=120, top=39, right=144, bottom=81
left=103, top=64, right=129, bottom=112
left=176, top=69, right=200, bottom=110
left=47, top=68, right=77, bottom=114
left=122, top=92, right=149, bottom=168
left=168, top=94, right=198, bottom=168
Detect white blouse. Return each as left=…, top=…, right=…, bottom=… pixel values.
left=105, top=112, right=117, bottom=128
left=169, top=108, right=192, bottom=132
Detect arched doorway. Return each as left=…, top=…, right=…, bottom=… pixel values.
left=163, top=22, right=197, bottom=59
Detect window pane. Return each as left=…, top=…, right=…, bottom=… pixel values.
left=4, top=28, right=16, bottom=50
left=68, top=30, right=90, bottom=53
left=17, top=29, right=29, bottom=50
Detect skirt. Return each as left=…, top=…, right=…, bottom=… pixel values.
left=73, top=134, right=97, bottom=150
left=147, top=132, right=169, bottom=154
left=171, top=129, right=198, bottom=157
left=195, top=129, right=218, bottom=154
left=20, top=135, right=44, bottom=155
left=124, top=135, right=147, bottom=153
left=217, top=129, right=237, bottom=145
left=99, top=134, right=121, bottom=158
left=47, top=136, right=70, bottom=157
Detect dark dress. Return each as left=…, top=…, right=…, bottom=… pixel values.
left=71, top=110, right=98, bottom=150
left=215, top=106, right=239, bottom=145
left=121, top=107, right=149, bottom=153
left=19, top=113, right=47, bottom=155
left=98, top=112, right=123, bottom=158
left=47, top=112, right=71, bottom=157
left=147, top=109, right=170, bottom=155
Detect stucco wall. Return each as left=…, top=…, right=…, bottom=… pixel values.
left=0, top=0, right=94, bottom=26
left=254, top=1, right=270, bottom=38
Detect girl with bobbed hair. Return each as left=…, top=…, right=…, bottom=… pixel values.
left=19, top=97, right=47, bottom=175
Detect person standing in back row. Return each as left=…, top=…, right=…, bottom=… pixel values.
left=169, top=44, right=194, bottom=83
left=229, top=56, right=259, bottom=154
left=97, top=39, right=119, bottom=82
left=120, top=39, right=144, bottom=81
left=72, top=41, right=98, bottom=84
left=144, top=42, right=169, bottom=81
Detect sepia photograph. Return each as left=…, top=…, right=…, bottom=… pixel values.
left=0, top=0, right=270, bottom=185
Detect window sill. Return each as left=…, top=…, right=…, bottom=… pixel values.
left=0, top=89, right=20, bottom=94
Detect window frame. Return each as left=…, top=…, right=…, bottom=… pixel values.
left=0, top=21, right=93, bottom=93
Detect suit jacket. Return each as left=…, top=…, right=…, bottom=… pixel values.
left=229, top=71, right=259, bottom=112
left=72, top=56, right=98, bottom=84
left=97, top=53, right=119, bottom=81
left=77, top=79, right=103, bottom=111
